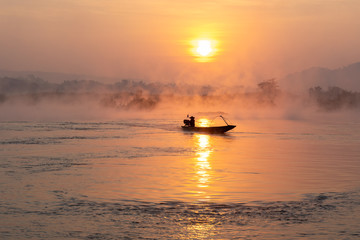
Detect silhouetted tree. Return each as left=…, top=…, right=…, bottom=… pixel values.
left=257, top=78, right=280, bottom=105
left=309, top=86, right=360, bottom=110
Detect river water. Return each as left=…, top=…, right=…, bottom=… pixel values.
left=1, top=117, right=360, bottom=239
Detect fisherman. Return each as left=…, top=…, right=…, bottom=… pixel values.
left=189, top=116, right=195, bottom=127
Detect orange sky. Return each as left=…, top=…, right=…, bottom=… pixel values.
left=1, top=0, right=360, bottom=85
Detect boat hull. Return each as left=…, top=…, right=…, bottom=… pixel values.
left=181, top=125, right=236, bottom=133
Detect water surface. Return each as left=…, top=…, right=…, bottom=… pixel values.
left=1, top=119, right=359, bottom=239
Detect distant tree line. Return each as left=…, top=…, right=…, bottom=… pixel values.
left=309, top=86, right=360, bottom=111
left=0, top=76, right=284, bottom=109
left=3, top=75, right=360, bottom=112
left=0, top=77, right=162, bottom=109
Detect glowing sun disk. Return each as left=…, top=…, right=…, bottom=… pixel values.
left=196, top=40, right=213, bottom=56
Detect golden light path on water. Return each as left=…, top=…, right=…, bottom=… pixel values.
left=184, top=133, right=216, bottom=239
left=195, top=134, right=212, bottom=190
left=197, top=118, right=211, bottom=127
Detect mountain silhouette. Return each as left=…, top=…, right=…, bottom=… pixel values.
left=280, top=62, right=360, bottom=92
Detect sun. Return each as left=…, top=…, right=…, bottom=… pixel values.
left=196, top=40, right=213, bottom=57
left=189, top=38, right=218, bottom=62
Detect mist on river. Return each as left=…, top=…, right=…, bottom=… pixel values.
left=1, top=73, right=359, bottom=122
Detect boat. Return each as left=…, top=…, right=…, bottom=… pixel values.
left=181, top=125, right=236, bottom=133
left=182, top=115, right=236, bottom=133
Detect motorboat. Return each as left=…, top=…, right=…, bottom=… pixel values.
left=182, top=115, right=236, bottom=133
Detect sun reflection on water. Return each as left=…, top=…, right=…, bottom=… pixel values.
left=194, top=134, right=212, bottom=193
left=181, top=134, right=216, bottom=239
left=183, top=222, right=216, bottom=239
left=197, top=118, right=211, bottom=127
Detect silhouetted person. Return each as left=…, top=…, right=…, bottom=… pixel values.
left=190, top=116, right=195, bottom=127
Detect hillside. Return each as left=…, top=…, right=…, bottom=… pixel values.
left=280, top=62, right=360, bottom=92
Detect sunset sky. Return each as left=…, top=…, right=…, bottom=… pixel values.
left=1, top=0, right=360, bottom=85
